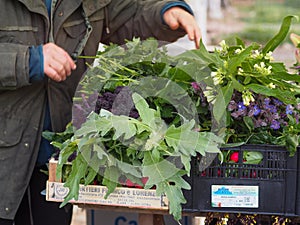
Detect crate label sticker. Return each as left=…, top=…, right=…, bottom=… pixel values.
left=211, top=185, right=259, bottom=208
left=47, top=181, right=168, bottom=210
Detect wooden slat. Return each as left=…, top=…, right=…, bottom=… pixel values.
left=48, top=159, right=58, bottom=182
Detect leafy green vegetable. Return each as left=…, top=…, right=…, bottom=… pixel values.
left=55, top=92, right=222, bottom=221
left=44, top=15, right=300, bottom=222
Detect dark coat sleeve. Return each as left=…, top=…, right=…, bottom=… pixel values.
left=0, top=43, right=31, bottom=89
left=101, top=0, right=188, bottom=45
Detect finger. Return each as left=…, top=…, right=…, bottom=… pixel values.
left=51, top=49, right=73, bottom=76
left=185, top=25, right=196, bottom=41
left=61, top=53, right=76, bottom=76
left=52, top=53, right=75, bottom=77
left=193, top=27, right=202, bottom=49
left=47, top=58, right=68, bottom=80
left=43, top=43, right=77, bottom=81
left=179, top=22, right=199, bottom=48
left=166, top=7, right=201, bottom=49
left=196, top=35, right=201, bottom=49
left=44, top=64, right=63, bottom=82
left=48, top=44, right=76, bottom=76
left=65, top=52, right=76, bottom=70
left=194, top=38, right=200, bottom=49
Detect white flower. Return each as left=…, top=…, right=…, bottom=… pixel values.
left=203, top=86, right=216, bottom=104
left=238, top=68, right=244, bottom=75
left=254, top=62, right=272, bottom=75
left=211, top=69, right=224, bottom=85
left=219, top=40, right=228, bottom=50
left=251, top=50, right=263, bottom=59
left=242, top=90, right=254, bottom=106
left=265, top=51, right=274, bottom=61
left=235, top=48, right=242, bottom=54
left=217, top=40, right=229, bottom=55
left=267, top=83, right=276, bottom=89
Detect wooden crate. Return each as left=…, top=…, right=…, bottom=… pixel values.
left=46, top=159, right=169, bottom=211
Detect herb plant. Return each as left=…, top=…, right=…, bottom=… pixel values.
left=44, top=15, right=300, bottom=222
left=45, top=38, right=223, bottom=222
left=180, top=15, right=300, bottom=156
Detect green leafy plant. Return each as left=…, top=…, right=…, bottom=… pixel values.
left=45, top=38, right=224, bottom=222
left=179, top=15, right=300, bottom=156
left=44, top=15, right=300, bottom=223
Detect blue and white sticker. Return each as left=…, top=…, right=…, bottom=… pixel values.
left=211, top=185, right=259, bottom=208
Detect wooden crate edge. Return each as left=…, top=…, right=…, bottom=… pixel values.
left=46, top=181, right=169, bottom=211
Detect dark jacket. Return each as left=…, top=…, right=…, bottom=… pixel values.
left=0, top=0, right=188, bottom=219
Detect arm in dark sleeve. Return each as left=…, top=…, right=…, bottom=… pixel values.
left=0, top=43, right=31, bottom=89
left=0, top=44, right=44, bottom=90
left=101, top=0, right=194, bottom=45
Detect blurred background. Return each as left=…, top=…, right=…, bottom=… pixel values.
left=185, top=0, right=300, bottom=68
left=204, top=0, right=299, bottom=45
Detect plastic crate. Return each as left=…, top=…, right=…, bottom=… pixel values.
left=296, top=149, right=300, bottom=216
left=183, top=145, right=300, bottom=217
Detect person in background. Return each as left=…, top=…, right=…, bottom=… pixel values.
left=0, top=1, right=201, bottom=225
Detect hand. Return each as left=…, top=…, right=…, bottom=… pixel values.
left=43, top=43, right=77, bottom=82
left=163, top=7, right=201, bottom=48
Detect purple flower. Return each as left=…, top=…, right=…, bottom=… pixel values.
left=231, top=112, right=240, bottom=119
left=273, top=113, right=280, bottom=120
left=254, top=119, right=267, bottom=128
left=264, top=98, right=271, bottom=105
left=227, top=100, right=237, bottom=111
left=191, top=82, right=201, bottom=92
left=270, top=120, right=280, bottom=130
left=266, top=104, right=277, bottom=113
left=253, top=105, right=261, bottom=116
left=286, top=104, right=294, bottom=115
left=248, top=104, right=260, bottom=117
left=238, top=102, right=246, bottom=111
left=273, top=99, right=282, bottom=106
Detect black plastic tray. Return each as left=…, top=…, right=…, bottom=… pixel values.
left=183, top=145, right=300, bottom=217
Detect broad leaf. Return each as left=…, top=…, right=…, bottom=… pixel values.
left=263, top=15, right=296, bottom=54
left=227, top=45, right=253, bottom=73
left=213, top=84, right=234, bottom=125
left=142, top=152, right=182, bottom=185
left=60, top=154, right=88, bottom=207
left=132, top=93, right=157, bottom=128
left=102, top=166, right=120, bottom=198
